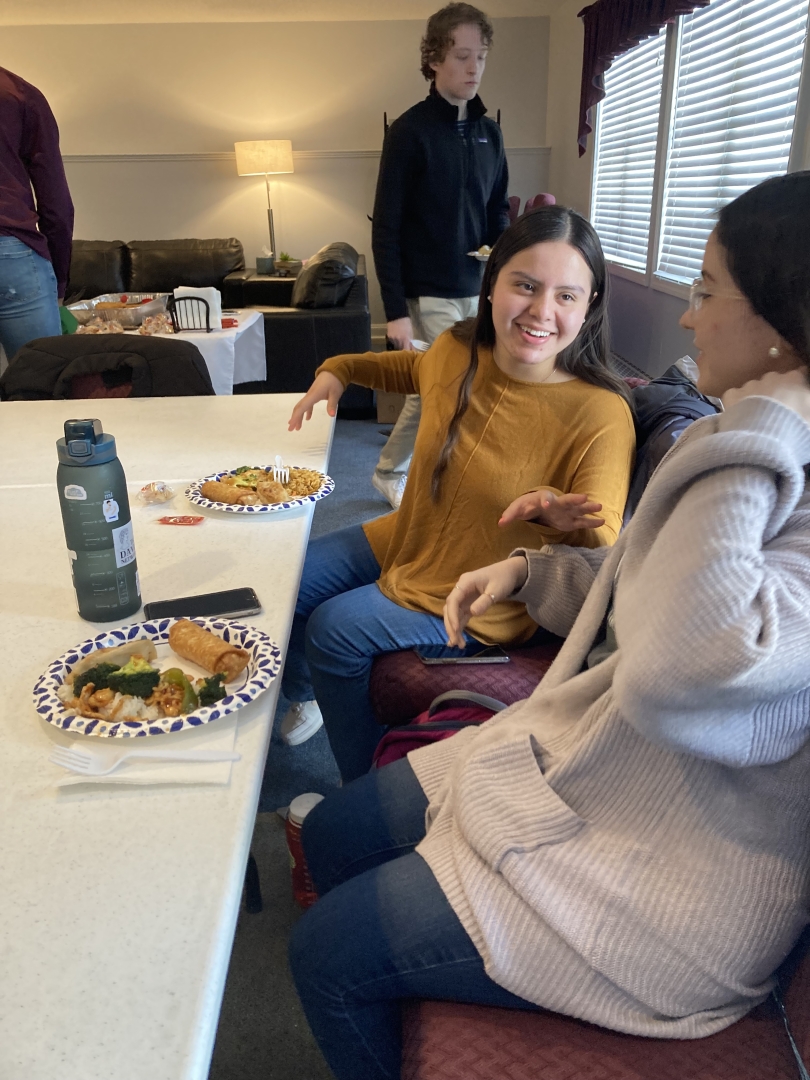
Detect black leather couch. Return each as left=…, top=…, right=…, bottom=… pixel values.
left=66, top=238, right=373, bottom=412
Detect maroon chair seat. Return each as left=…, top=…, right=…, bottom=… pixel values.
left=401, top=997, right=799, bottom=1080
left=369, top=633, right=564, bottom=726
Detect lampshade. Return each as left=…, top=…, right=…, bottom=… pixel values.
left=234, top=140, right=294, bottom=176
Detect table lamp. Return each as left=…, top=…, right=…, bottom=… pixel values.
left=234, top=139, right=294, bottom=258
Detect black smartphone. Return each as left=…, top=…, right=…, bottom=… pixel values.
left=143, top=587, right=261, bottom=620
left=413, top=642, right=510, bottom=665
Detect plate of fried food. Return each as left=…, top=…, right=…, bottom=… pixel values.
left=33, top=617, right=281, bottom=738
left=185, top=465, right=334, bottom=514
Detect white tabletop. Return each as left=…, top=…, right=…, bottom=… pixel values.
left=126, top=309, right=266, bottom=395
left=0, top=395, right=333, bottom=1080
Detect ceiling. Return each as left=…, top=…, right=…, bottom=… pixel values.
left=1, top=0, right=564, bottom=22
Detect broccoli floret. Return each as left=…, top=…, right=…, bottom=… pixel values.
left=198, top=673, right=227, bottom=707
left=107, top=656, right=160, bottom=700
left=73, top=662, right=119, bottom=696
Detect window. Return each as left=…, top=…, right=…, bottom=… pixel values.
left=591, top=0, right=810, bottom=287
left=591, top=29, right=666, bottom=272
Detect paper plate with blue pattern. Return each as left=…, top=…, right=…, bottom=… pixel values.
left=185, top=466, right=334, bottom=515
left=33, top=617, right=281, bottom=738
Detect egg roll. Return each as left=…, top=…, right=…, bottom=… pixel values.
left=168, top=620, right=249, bottom=682
left=201, top=480, right=245, bottom=505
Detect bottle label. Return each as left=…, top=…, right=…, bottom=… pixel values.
left=103, top=496, right=120, bottom=523
left=63, top=484, right=87, bottom=501
left=111, top=520, right=136, bottom=568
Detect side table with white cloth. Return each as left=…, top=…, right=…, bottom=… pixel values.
left=0, top=394, right=334, bottom=1080
left=125, top=309, right=266, bottom=395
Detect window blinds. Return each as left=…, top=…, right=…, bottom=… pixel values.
left=591, top=28, right=666, bottom=271
left=656, top=0, right=809, bottom=283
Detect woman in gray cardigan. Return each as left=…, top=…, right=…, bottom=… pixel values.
left=289, top=172, right=810, bottom=1080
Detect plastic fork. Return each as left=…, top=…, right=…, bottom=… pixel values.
left=49, top=744, right=241, bottom=777
left=272, top=454, right=290, bottom=484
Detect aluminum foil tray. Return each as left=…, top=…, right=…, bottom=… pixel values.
left=67, top=293, right=169, bottom=328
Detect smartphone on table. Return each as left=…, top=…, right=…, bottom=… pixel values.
left=413, top=642, right=510, bottom=665
left=143, top=587, right=261, bottom=620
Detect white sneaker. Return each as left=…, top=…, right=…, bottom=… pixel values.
left=280, top=700, right=323, bottom=746
left=372, top=471, right=408, bottom=509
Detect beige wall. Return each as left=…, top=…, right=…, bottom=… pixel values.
left=2, top=18, right=550, bottom=330
left=546, top=0, right=592, bottom=216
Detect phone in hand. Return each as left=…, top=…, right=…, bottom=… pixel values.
left=143, top=587, right=261, bottom=621
left=413, top=642, right=510, bottom=665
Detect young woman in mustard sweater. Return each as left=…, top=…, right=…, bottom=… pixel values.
left=284, top=207, right=635, bottom=780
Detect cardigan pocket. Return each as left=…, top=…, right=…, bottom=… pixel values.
left=453, top=733, right=586, bottom=871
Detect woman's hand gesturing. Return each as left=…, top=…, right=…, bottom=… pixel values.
left=288, top=372, right=344, bottom=431
left=444, top=556, right=529, bottom=648
left=499, top=490, right=604, bottom=532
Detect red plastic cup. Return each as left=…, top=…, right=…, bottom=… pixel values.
left=285, top=792, right=324, bottom=908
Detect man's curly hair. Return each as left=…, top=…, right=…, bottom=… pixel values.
left=420, top=3, right=494, bottom=81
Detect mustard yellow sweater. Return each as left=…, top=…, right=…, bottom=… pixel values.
left=318, top=331, right=635, bottom=644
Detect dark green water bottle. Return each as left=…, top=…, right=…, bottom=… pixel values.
left=56, top=418, right=142, bottom=622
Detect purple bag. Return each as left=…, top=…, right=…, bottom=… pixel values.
left=372, top=692, right=506, bottom=768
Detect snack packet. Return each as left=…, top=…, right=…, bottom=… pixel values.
left=157, top=516, right=204, bottom=526
left=138, top=481, right=175, bottom=504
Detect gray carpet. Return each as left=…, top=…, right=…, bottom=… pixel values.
left=209, top=418, right=391, bottom=1080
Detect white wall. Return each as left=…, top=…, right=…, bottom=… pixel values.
left=2, top=18, right=550, bottom=332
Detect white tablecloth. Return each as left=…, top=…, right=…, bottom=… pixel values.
left=0, top=395, right=334, bottom=1080
left=128, top=309, right=265, bottom=395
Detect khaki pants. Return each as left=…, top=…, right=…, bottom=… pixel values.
left=376, top=295, right=478, bottom=477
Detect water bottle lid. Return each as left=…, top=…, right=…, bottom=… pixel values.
left=56, top=418, right=118, bottom=466
left=288, top=792, right=325, bottom=825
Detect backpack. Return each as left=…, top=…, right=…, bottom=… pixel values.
left=372, top=691, right=507, bottom=768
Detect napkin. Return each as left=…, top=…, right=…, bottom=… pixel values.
left=173, top=285, right=222, bottom=330
left=55, top=713, right=238, bottom=787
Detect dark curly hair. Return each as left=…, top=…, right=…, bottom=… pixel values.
left=420, top=3, right=494, bottom=81
left=430, top=206, right=632, bottom=500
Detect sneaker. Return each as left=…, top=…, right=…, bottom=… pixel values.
left=372, top=471, right=408, bottom=510
left=280, top=700, right=323, bottom=746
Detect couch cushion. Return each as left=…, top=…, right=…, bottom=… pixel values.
left=291, top=242, right=358, bottom=309
left=66, top=240, right=127, bottom=301
left=127, top=238, right=245, bottom=293
left=401, top=1000, right=796, bottom=1080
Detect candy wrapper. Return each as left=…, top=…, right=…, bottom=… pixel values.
left=138, top=481, right=175, bottom=504
left=157, top=516, right=204, bottom=526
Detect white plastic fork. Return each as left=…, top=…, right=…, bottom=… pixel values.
left=49, top=744, right=241, bottom=777
left=272, top=454, right=290, bottom=485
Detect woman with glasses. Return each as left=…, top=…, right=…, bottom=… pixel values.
left=289, top=171, right=810, bottom=1080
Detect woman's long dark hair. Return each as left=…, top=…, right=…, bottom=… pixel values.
left=716, top=171, right=810, bottom=365
left=430, top=205, right=630, bottom=499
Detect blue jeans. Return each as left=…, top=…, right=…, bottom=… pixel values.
left=288, top=759, right=539, bottom=1080
left=281, top=524, right=469, bottom=782
left=0, top=237, right=61, bottom=362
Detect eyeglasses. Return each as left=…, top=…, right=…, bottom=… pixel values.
left=688, top=277, right=746, bottom=311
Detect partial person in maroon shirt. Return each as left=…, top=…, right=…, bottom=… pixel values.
left=0, top=66, right=73, bottom=362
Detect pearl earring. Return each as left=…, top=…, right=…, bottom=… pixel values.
left=487, top=295, right=492, bottom=302
left=768, top=346, right=781, bottom=359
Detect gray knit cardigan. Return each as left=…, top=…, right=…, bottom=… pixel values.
left=409, top=395, right=810, bottom=1039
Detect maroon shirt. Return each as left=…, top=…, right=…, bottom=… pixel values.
left=0, top=67, right=73, bottom=296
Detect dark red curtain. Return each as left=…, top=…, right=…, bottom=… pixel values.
left=577, top=0, right=710, bottom=156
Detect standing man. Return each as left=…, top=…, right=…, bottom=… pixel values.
left=370, top=2, right=509, bottom=509
left=0, top=66, right=73, bottom=364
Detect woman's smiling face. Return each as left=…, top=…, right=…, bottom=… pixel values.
left=490, top=241, right=594, bottom=382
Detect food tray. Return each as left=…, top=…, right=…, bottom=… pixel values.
left=186, top=466, right=334, bottom=515
left=68, top=293, right=169, bottom=328
left=33, top=617, right=281, bottom=738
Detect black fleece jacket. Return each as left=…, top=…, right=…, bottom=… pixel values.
left=372, top=87, right=509, bottom=322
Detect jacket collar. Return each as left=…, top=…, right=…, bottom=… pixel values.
left=427, top=83, right=488, bottom=123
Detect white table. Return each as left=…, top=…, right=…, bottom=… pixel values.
left=127, top=309, right=266, bottom=395
left=0, top=395, right=334, bottom=1080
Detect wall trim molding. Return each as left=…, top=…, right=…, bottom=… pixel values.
left=62, top=146, right=550, bottom=164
